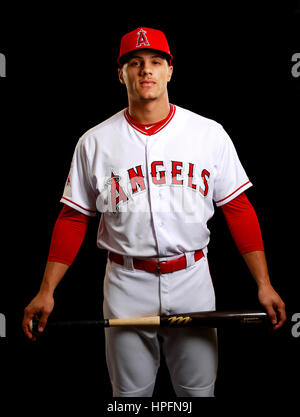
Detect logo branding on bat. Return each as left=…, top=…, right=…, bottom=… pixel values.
left=241, top=317, right=263, bottom=324
left=168, top=316, right=191, bottom=325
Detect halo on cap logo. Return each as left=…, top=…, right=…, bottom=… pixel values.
left=136, top=29, right=150, bottom=48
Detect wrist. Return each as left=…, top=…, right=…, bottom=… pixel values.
left=39, top=281, right=55, bottom=297
left=39, top=261, right=69, bottom=296
left=256, top=278, right=272, bottom=289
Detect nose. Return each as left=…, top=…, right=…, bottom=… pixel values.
left=140, top=62, right=152, bottom=76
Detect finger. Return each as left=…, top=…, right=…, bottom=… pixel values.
left=37, top=312, right=49, bottom=333
left=272, top=305, right=287, bottom=330
left=23, top=308, right=42, bottom=340
left=264, top=305, right=278, bottom=326
left=23, top=326, right=33, bottom=339
left=22, top=314, right=35, bottom=340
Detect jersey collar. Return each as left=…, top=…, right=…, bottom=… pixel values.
left=124, top=104, right=176, bottom=136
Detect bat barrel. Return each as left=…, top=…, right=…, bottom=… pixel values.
left=160, top=310, right=269, bottom=327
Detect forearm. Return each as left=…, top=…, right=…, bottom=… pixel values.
left=242, top=250, right=286, bottom=328
left=23, top=260, right=69, bottom=339
left=221, top=194, right=286, bottom=328
left=242, top=250, right=272, bottom=288
left=39, top=261, right=70, bottom=295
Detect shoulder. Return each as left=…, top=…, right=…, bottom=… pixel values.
left=75, top=109, right=125, bottom=151
left=175, top=105, right=225, bottom=134
left=81, top=109, right=125, bottom=140
left=174, top=105, right=229, bottom=147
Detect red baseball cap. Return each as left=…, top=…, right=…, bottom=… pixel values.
left=118, top=27, right=173, bottom=66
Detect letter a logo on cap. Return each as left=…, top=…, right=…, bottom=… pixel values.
left=136, top=29, right=150, bottom=48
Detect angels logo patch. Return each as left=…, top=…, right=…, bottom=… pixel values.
left=136, top=29, right=150, bottom=48
left=64, top=162, right=73, bottom=198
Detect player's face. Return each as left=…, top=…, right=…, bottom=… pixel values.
left=118, top=51, right=173, bottom=103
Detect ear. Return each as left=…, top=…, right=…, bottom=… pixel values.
left=167, top=65, right=173, bottom=82
left=118, top=67, right=125, bottom=84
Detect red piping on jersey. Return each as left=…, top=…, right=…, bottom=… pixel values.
left=61, top=196, right=96, bottom=214
left=124, top=104, right=176, bottom=136
left=215, top=181, right=251, bottom=204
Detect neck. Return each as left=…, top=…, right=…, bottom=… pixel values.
left=128, top=96, right=170, bottom=124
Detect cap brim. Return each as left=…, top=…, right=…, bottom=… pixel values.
left=118, top=49, right=173, bottom=67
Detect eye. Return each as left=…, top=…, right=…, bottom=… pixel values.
left=129, top=60, right=141, bottom=67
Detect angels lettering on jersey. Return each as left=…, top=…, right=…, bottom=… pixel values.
left=97, top=159, right=210, bottom=217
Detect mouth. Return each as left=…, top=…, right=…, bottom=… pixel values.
left=140, top=80, right=156, bottom=87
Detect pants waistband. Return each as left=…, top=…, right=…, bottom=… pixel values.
left=108, top=249, right=205, bottom=274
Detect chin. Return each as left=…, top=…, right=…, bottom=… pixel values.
left=140, top=95, right=158, bottom=101
left=138, top=91, right=161, bottom=101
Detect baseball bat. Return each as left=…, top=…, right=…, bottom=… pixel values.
left=29, top=309, right=269, bottom=333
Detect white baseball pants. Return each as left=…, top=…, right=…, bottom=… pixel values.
left=103, top=250, right=218, bottom=397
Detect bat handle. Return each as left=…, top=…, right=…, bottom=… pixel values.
left=29, top=319, right=38, bottom=333
left=28, top=318, right=109, bottom=332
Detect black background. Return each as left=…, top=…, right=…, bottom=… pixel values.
left=1, top=2, right=299, bottom=414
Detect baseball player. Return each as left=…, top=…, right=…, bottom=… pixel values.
left=22, top=27, right=286, bottom=397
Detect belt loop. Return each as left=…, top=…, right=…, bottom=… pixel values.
left=123, top=255, right=134, bottom=270
left=185, top=251, right=195, bottom=268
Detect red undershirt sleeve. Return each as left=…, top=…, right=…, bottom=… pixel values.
left=48, top=204, right=90, bottom=266
left=220, top=192, right=264, bottom=255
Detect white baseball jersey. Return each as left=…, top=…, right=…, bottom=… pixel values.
left=60, top=104, right=252, bottom=397
left=61, top=104, right=252, bottom=258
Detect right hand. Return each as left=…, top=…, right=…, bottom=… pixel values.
left=22, top=291, right=54, bottom=341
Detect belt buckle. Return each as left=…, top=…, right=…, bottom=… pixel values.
left=156, top=260, right=167, bottom=274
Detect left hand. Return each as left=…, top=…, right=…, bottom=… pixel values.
left=257, top=283, right=286, bottom=330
